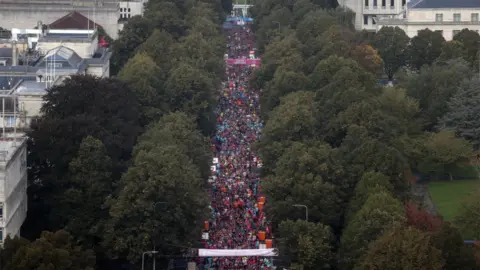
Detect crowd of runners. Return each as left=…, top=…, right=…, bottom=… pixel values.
left=196, top=18, right=273, bottom=270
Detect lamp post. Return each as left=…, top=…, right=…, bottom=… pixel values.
left=292, top=204, right=308, bottom=222
left=142, top=251, right=159, bottom=270
left=152, top=201, right=168, bottom=270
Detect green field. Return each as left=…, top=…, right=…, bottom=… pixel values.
left=428, top=179, right=480, bottom=220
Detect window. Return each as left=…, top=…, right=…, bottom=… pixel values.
left=454, top=13, right=461, bottom=22
left=128, top=14, right=131, bottom=18
left=0, top=228, right=3, bottom=242
left=128, top=8, right=131, bottom=12
left=5, top=116, right=14, bottom=128
left=373, top=0, right=377, bottom=6
left=453, top=30, right=461, bottom=37
left=402, top=0, right=406, bottom=6
left=372, top=16, right=376, bottom=24
left=365, top=0, right=369, bottom=6
left=364, top=15, right=369, bottom=25
left=0, top=204, right=3, bottom=219
left=382, top=0, right=386, bottom=7
left=436, top=13, right=443, bottom=22
left=472, top=13, right=479, bottom=22
left=390, top=0, right=394, bottom=7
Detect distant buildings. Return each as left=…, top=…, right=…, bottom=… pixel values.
left=0, top=26, right=111, bottom=130
left=339, top=0, right=480, bottom=41
left=0, top=0, right=148, bottom=39
left=377, top=0, right=480, bottom=40
left=0, top=134, right=27, bottom=245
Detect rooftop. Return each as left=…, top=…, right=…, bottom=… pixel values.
left=48, top=11, right=101, bottom=30
left=15, top=81, right=47, bottom=95
left=0, top=136, right=26, bottom=165
left=408, top=0, right=480, bottom=9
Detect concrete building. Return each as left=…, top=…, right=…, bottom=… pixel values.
left=376, top=0, right=480, bottom=40
left=339, top=0, right=407, bottom=30
left=0, top=28, right=111, bottom=130
left=0, top=135, right=28, bottom=244
left=0, top=0, right=148, bottom=39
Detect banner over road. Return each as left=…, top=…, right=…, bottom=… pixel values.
left=226, top=58, right=261, bottom=65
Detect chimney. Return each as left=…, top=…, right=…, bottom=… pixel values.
left=11, top=41, right=17, bottom=66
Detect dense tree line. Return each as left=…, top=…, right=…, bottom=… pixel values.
left=0, top=0, right=232, bottom=269
left=251, top=0, right=480, bottom=269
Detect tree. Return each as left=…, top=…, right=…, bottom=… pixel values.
left=356, top=227, right=444, bottom=270
left=437, top=40, right=465, bottom=62
left=453, top=29, right=480, bottom=66
left=438, top=77, right=480, bottom=149
left=262, top=141, right=344, bottom=228
left=143, top=1, right=186, bottom=37
left=165, top=62, right=217, bottom=135
left=405, top=202, right=443, bottom=232
left=135, top=29, right=176, bottom=75
left=296, top=10, right=338, bottom=45
left=277, top=220, right=334, bottom=270
left=404, top=59, right=473, bottom=129
left=408, top=28, right=445, bottom=70
left=372, top=26, right=410, bottom=80
left=1, top=231, right=95, bottom=270
left=25, top=75, right=141, bottom=238
left=419, top=131, right=472, bottom=180
left=346, top=171, right=393, bottom=222
left=118, top=52, right=167, bottom=124
left=110, top=16, right=153, bottom=75
left=339, top=191, right=405, bottom=270
left=51, top=136, right=113, bottom=248
left=350, top=44, right=384, bottom=75
left=455, top=193, right=480, bottom=240
left=431, top=222, right=479, bottom=270
left=103, top=114, right=208, bottom=264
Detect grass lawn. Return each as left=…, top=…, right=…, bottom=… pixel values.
left=428, top=179, right=480, bottom=221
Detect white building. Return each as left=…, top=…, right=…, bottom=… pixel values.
left=376, top=0, right=480, bottom=40
left=339, top=0, right=407, bottom=31
left=0, top=28, right=111, bottom=130
left=0, top=135, right=27, bottom=244
left=0, top=0, right=148, bottom=39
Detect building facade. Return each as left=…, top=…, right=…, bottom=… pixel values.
left=339, top=0, right=407, bottom=30
left=0, top=0, right=148, bottom=39
left=0, top=136, right=27, bottom=244
left=376, top=0, right=480, bottom=40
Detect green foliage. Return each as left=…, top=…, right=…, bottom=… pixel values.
left=103, top=113, right=209, bottom=263
left=408, top=29, right=445, bottom=70
left=277, top=220, right=334, bottom=270
left=356, top=227, right=444, bottom=270
left=453, top=29, right=480, bottom=66
left=438, top=40, right=465, bottom=62
left=339, top=191, right=405, bottom=270
left=404, top=59, right=473, bottom=130
left=0, top=231, right=95, bottom=270
left=438, top=77, right=480, bottom=149
left=455, top=193, right=480, bottom=240
left=372, top=26, right=410, bottom=80
left=346, top=171, right=393, bottom=221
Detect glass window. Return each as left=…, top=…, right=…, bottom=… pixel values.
left=435, top=14, right=443, bottom=22
left=0, top=228, right=3, bottom=242
left=472, top=13, right=479, bottom=22
left=5, top=116, right=14, bottom=128
left=365, top=0, right=369, bottom=6
left=128, top=8, right=131, bottom=12
left=390, top=0, right=394, bottom=7
left=364, top=15, right=369, bottom=25
left=454, top=13, right=461, bottom=22
left=373, top=0, right=377, bottom=6
left=0, top=205, right=3, bottom=218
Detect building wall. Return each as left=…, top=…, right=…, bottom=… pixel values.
left=378, top=8, right=480, bottom=40
left=119, top=1, right=145, bottom=19
left=0, top=139, right=27, bottom=243
left=0, top=8, right=120, bottom=39
left=343, top=0, right=406, bottom=30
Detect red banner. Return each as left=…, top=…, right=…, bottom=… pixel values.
left=226, top=59, right=261, bottom=65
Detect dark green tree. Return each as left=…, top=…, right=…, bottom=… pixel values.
left=356, top=227, right=444, bottom=270
left=339, top=191, right=405, bottom=270
left=1, top=231, right=96, bottom=270
left=372, top=26, right=410, bottom=80
left=277, top=220, right=335, bottom=270
left=408, top=28, right=445, bottom=70
left=453, top=29, right=480, bottom=66
left=52, top=136, right=113, bottom=248
left=438, top=77, right=480, bottom=149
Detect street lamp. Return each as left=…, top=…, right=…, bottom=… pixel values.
left=152, top=201, right=168, bottom=270
left=292, top=204, right=308, bottom=222
left=142, top=251, right=159, bottom=270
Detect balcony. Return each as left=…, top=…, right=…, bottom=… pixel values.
left=364, top=5, right=403, bottom=15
